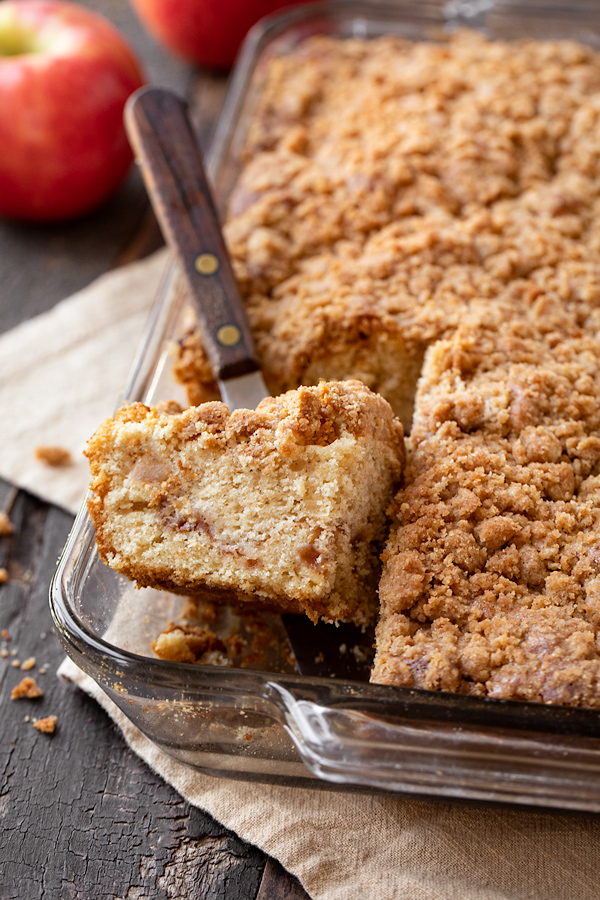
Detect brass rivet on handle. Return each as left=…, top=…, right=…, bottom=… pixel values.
left=217, top=325, right=241, bottom=347
left=195, top=253, right=219, bottom=275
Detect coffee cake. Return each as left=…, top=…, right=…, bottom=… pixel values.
left=86, top=381, right=404, bottom=626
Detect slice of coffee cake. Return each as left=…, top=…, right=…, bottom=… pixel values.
left=86, top=381, right=404, bottom=626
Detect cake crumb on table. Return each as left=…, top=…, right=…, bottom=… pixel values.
left=0, top=568, right=8, bottom=584
left=0, top=512, right=13, bottom=536
left=34, top=445, right=72, bottom=466
left=11, top=676, right=43, bottom=699
left=21, top=657, right=35, bottom=671
left=1, top=629, right=9, bottom=641
left=33, top=715, right=56, bottom=734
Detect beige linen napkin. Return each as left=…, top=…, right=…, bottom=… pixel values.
left=2, top=254, right=600, bottom=900
left=0, top=247, right=169, bottom=513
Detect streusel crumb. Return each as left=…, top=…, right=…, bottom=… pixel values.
left=0, top=512, right=13, bottom=536
left=35, top=445, right=72, bottom=466
left=11, top=676, right=43, bottom=700
left=373, top=304, right=600, bottom=707
left=33, top=716, right=56, bottom=734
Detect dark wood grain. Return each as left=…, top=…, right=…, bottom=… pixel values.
left=0, top=480, right=268, bottom=899
left=125, top=86, right=261, bottom=381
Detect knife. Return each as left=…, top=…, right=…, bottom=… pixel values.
left=124, top=86, right=269, bottom=413
left=124, top=86, right=373, bottom=681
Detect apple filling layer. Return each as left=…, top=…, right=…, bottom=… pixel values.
left=86, top=381, right=404, bottom=625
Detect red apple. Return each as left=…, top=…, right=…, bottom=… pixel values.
left=0, top=0, right=145, bottom=222
left=128, top=0, right=312, bottom=70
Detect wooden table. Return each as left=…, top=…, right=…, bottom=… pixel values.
left=0, top=3, right=309, bottom=897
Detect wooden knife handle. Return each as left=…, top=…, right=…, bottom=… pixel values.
left=124, top=86, right=260, bottom=382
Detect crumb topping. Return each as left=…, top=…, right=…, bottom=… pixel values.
left=11, top=676, right=43, bottom=700
left=373, top=302, right=600, bottom=706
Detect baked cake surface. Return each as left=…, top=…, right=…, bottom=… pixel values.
left=174, top=30, right=600, bottom=431
left=86, top=381, right=404, bottom=626
left=89, top=30, right=600, bottom=705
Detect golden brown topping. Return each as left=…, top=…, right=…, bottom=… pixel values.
left=152, top=622, right=228, bottom=664
left=92, top=381, right=403, bottom=462
left=11, top=676, right=43, bottom=700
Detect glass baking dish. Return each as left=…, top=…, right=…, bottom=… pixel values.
left=50, top=0, right=600, bottom=812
